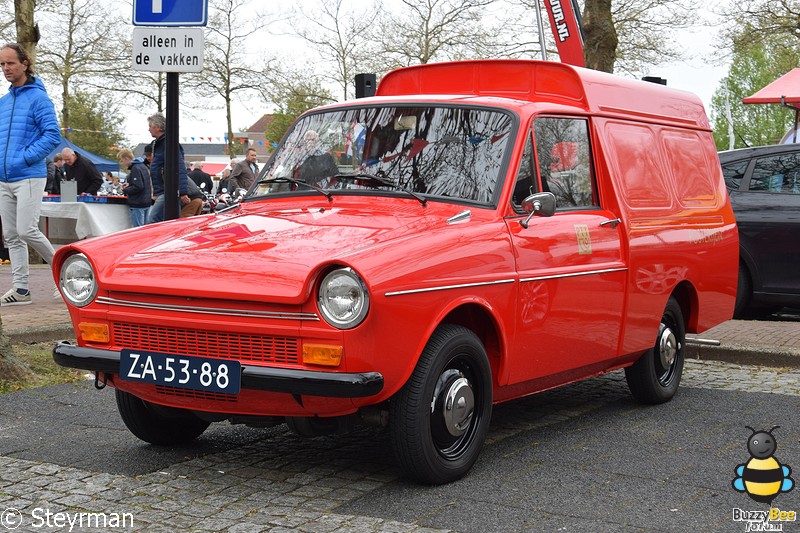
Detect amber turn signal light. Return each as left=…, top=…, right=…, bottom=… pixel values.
left=302, top=343, right=343, bottom=367
left=78, top=322, right=109, bottom=343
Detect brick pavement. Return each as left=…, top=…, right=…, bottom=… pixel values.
left=0, top=360, right=798, bottom=532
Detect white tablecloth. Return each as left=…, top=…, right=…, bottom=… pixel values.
left=40, top=201, right=131, bottom=240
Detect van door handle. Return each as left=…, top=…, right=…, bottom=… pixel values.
left=600, top=218, right=621, bottom=229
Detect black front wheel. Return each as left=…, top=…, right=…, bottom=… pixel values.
left=625, top=297, right=685, bottom=404
left=390, top=324, right=493, bottom=484
left=115, top=389, right=210, bottom=445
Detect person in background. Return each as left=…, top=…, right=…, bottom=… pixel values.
left=181, top=176, right=204, bottom=217
left=53, top=153, right=67, bottom=181
left=218, top=168, right=232, bottom=194
left=146, top=112, right=190, bottom=224
left=45, top=156, right=59, bottom=194
left=117, top=148, right=151, bottom=227
left=188, top=161, right=213, bottom=193
left=0, top=43, right=61, bottom=306
left=61, top=147, right=103, bottom=195
left=230, top=147, right=259, bottom=191
left=99, top=173, right=124, bottom=196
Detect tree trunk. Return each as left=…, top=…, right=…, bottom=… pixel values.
left=0, top=316, right=9, bottom=359
left=582, top=0, right=617, bottom=73
left=14, top=0, right=40, bottom=62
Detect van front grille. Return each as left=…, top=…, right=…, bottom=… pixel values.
left=112, top=322, right=300, bottom=364
left=154, top=385, right=239, bottom=402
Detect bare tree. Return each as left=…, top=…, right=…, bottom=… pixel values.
left=509, top=0, right=695, bottom=74
left=36, top=0, right=127, bottom=135
left=262, top=63, right=336, bottom=145
left=371, top=0, right=500, bottom=71
left=192, top=0, right=271, bottom=156
left=289, top=0, right=379, bottom=100
left=717, top=0, right=800, bottom=49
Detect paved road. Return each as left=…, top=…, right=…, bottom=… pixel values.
left=1, top=360, right=798, bottom=532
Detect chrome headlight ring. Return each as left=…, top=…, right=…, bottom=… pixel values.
left=317, top=267, right=370, bottom=329
left=59, top=253, right=98, bottom=307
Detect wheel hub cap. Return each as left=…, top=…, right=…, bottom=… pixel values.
left=658, top=327, right=677, bottom=368
left=442, top=377, right=474, bottom=437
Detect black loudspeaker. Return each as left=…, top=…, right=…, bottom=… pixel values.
left=355, top=73, right=376, bottom=98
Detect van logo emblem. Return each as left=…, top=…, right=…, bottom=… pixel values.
left=574, top=224, right=592, bottom=255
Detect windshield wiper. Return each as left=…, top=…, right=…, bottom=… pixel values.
left=257, top=177, right=332, bottom=201
left=333, top=172, right=427, bottom=206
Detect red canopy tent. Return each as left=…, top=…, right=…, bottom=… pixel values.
left=743, top=68, right=800, bottom=143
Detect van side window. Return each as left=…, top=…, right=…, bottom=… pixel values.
left=533, top=117, right=596, bottom=209
left=512, top=134, right=537, bottom=207
left=749, top=153, right=800, bottom=193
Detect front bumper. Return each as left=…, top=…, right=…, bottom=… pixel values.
left=53, top=342, right=384, bottom=398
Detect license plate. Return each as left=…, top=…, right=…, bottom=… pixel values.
left=120, top=349, right=241, bottom=395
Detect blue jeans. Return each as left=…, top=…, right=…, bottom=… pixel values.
left=147, top=194, right=183, bottom=224
left=129, top=206, right=148, bottom=228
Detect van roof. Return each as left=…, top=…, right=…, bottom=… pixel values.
left=376, top=60, right=710, bottom=130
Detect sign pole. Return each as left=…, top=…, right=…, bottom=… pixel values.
left=164, top=71, right=180, bottom=221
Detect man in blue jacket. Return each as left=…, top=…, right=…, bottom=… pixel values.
left=0, top=43, right=61, bottom=306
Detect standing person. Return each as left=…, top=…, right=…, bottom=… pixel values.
left=146, top=112, right=190, bottom=224
left=61, top=147, right=103, bottom=195
left=45, top=157, right=59, bottom=194
left=229, top=148, right=259, bottom=190
left=188, top=161, right=213, bottom=192
left=117, top=148, right=151, bottom=227
left=0, top=43, right=61, bottom=305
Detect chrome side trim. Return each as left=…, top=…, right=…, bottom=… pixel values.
left=385, top=279, right=515, bottom=297
left=96, top=296, right=320, bottom=321
left=520, top=267, right=628, bottom=283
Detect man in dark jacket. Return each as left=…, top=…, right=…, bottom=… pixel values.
left=117, top=148, right=152, bottom=227
left=188, top=161, right=213, bottom=193
left=61, top=147, right=103, bottom=195
left=146, top=112, right=190, bottom=224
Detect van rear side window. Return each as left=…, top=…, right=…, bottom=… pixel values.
left=604, top=122, right=670, bottom=209
left=533, top=117, right=596, bottom=209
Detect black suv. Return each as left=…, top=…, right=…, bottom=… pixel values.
left=719, top=144, right=800, bottom=317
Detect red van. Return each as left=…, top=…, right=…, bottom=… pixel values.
left=53, top=60, right=738, bottom=484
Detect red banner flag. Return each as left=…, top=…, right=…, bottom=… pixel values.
left=543, top=0, right=584, bottom=67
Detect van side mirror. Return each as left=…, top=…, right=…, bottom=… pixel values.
left=520, top=192, right=556, bottom=229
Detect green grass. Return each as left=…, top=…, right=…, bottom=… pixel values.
left=0, top=341, right=84, bottom=394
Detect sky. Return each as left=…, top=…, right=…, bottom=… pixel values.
left=119, top=3, right=731, bottom=147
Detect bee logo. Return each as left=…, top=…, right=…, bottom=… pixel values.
left=732, top=426, right=794, bottom=504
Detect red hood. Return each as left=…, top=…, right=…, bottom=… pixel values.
left=67, top=199, right=477, bottom=303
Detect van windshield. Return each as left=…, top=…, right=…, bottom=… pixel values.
left=253, top=105, right=515, bottom=205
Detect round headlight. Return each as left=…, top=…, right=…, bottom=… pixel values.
left=317, top=267, right=369, bottom=329
left=60, top=254, right=97, bottom=307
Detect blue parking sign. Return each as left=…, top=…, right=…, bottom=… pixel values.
left=133, top=0, right=208, bottom=26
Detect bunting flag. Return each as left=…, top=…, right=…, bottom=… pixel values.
left=61, top=127, right=109, bottom=135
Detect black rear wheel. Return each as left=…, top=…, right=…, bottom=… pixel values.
left=625, top=297, right=685, bottom=404
left=115, top=389, right=210, bottom=445
left=390, top=324, right=493, bottom=484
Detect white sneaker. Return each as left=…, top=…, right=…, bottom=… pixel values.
left=1, top=287, right=32, bottom=306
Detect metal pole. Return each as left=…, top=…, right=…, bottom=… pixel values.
left=164, top=72, right=180, bottom=221
left=534, top=0, right=547, bottom=61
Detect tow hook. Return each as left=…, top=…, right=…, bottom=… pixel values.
left=94, top=372, right=107, bottom=390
